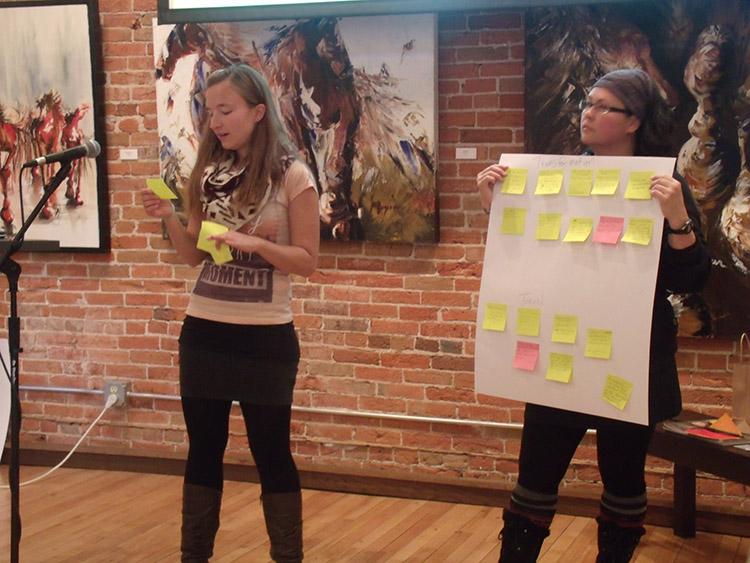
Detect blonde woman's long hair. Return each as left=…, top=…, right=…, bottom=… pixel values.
left=185, top=63, right=297, bottom=218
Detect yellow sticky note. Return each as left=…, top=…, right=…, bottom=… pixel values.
left=501, top=207, right=527, bottom=235
left=535, top=169, right=564, bottom=195
left=592, top=169, right=621, bottom=195
left=517, top=307, right=541, bottom=337
left=536, top=213, right=562, bottom=241
left=625, top=171, right=653, bottom=200
left=501, top=168, right=528, bottom=195
left=551, top=314, right=578, bottom=344
left=568, top=169, right=593, bottom=197
left=482, top=303, right=507, bottom=332
left=585, top=328, right=613, bottom=360
left=546, top=352, right=573, bottom=383
left=563, top=217, right=593, bottom=242
left=603, top=374, right=633, bottom=410
left=147, top=177, right=178, bottom=200
left=622, top=218, right=654, bottom=246
left=197, top=221, right=234, bottom=265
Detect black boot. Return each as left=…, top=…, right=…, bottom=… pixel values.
left=181, top=483, right=222, bottom=563
left=498, top=509, right=550, bottom=563
left=595, top=517, right=645, bottom=563
left=261, top=492, right=303, bottom=562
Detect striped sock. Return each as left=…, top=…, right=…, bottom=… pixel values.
left=508, top=483, right=557, bottom=527
left=599, top=490, right=647, bottom=527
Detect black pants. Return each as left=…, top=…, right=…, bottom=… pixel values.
left=512, top=418, right=655, bottom=525
left=182, top=397, right=300, bottom=494
left=518, top=419, right=654, bottom=497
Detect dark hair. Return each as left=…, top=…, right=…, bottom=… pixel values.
left=186, top=64, right=297, bottom=217
left=633, top=92, right=674, bottom=157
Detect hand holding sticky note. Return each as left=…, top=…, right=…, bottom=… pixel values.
left=197, top=221, right=234, bottom=265
left=146, top=177, right=178, bottom=200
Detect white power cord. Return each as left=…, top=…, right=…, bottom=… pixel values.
left=1, top=392, right=119, bottom=489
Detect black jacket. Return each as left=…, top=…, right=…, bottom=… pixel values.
left=526, top=174, right=711, bottom=428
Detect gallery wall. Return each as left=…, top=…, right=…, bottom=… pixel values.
left=0, top=0, right=746, bottom=513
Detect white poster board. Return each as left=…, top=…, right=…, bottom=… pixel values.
left=0, top=339, right=11, bottom=458
left=475, top=154, right=676, bottom=425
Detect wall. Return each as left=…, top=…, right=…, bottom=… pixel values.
left=1, top=0, right=746, bottom=512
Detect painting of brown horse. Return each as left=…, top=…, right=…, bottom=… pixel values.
left=525, top=0, right=750, bottom=338
left=153, top=15, right=437, bottom=243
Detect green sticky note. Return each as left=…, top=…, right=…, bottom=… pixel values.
left=197, top=221, right=234, bottom=265
left=551, top=314, right=578, bottom=344
left=622, top=218, right=654, bottom=246
left=585, top=328, right=613, bottom=360
left=535, top=213, right=562, bottom=241
left=501, top=168, right=528, bottom=195
left=602, top=374, right=634, bottom=410
left=534, top=169, right=564, bottom=195
left=546, top=352, right=573, bottom=383
left=625, top=171, right=653, bottom=200
left=517, top=307, right=541, bottom=337
left=562, top=217, right=593, bottom=242
left=568, top=169, right=593, bottom=197
left=482, top=303, right=507, bottom=332
left=592, top=169, right=621, bottom=195
left=146, top=177, right=178, bottom=200
left=501, top=207, right=527, bottom=235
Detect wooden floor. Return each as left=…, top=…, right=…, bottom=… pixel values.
left=0, top=467, right=748, bottom=562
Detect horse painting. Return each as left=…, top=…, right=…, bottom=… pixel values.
left=526, top=0, right=750, bottom=337
left=153, top=16, right=437, bottom=243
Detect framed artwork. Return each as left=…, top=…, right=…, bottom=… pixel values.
left=525, top=0, right=750, bottom=338
left=153, top=14, right=437, bottom=243
left=0, top=0, right=109, bottom=252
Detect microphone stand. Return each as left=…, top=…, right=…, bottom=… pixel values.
left=1, top=162, right=71, bottom=563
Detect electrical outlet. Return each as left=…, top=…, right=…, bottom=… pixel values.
left=103, top=380, right=128, bottom=407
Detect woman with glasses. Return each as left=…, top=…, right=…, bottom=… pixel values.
left=476, top=69, right=711, bottom=562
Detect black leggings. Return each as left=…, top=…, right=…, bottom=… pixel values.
left=517, top=419, right=655, bottom=497
left=511, top=418, right=655, bottom=526
left=182, top=397, right=300, bottom=494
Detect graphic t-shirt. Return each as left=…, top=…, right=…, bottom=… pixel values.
left=186, top=159, right=316, bottom=325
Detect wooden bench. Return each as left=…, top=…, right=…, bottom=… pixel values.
left=648, top=411, right=750, bottom=537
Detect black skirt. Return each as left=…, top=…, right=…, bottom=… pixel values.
left=178, top=315, right=300, bottom=405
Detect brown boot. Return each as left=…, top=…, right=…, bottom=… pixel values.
left=181, top=483, right=222, bottom=563
left=261, top=492, right=303, bottom=562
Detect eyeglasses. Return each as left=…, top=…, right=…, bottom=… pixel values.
left=578, top=99, right=632, bottom=116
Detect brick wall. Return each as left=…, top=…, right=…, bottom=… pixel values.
left=2, top=0, right=746, bottom=512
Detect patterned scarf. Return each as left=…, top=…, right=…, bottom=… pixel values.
left=200, top=155, right=279, bottom=230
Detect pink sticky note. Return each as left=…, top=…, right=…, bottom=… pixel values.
left=512, top=341, right=540, bottom=371
left=593, top=216, right=625, bottom=245
left=686, top=428, right=738, bottom=441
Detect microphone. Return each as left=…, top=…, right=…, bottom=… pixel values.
left=23, top=139, right=101, bottom=168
